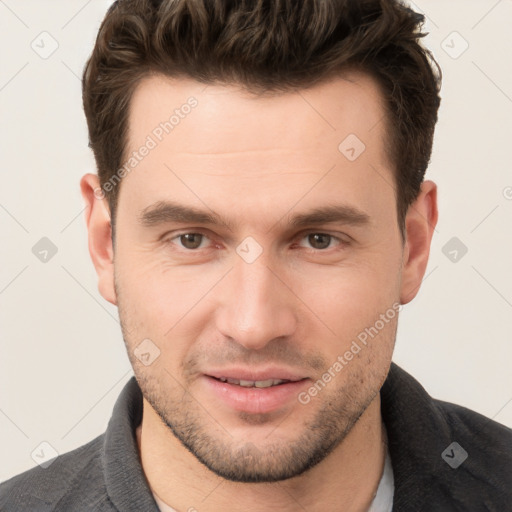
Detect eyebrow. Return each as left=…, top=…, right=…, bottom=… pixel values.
left=138, top=200, right=370, bottom=231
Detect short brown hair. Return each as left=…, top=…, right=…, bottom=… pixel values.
left=82, top=0, right=441, bottom=237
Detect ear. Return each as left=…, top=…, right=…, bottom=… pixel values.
left=399, top=180, right=438, bottom=304
left=80, top=173, right=117, bottom=305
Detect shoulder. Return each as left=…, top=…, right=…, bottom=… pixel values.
left=382, top=363, right=512, bottom=509
left=0, top=434, right=115, bottom=511
left=433, top=396, right=512, bottom=464
left=385, top=362, right=512, bottom=457
left=432, top=398, right=512, bottom=508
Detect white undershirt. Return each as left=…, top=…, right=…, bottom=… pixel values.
left=152, top=448, right=394, bottom=512
left=368, top=447, right=394, bottom=512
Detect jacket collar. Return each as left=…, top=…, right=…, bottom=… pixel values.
left=381, top=362, right=467, bottom=511
left=102, top=377, right=158, bottom=511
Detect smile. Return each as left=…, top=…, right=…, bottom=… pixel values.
left=213, top=377, right=290, bottom=388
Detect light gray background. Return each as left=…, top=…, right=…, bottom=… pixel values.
left=1, top=0, right=511, bottom=482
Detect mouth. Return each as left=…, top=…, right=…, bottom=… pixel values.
left=211, top=376, right=296, bottom=388
left=202, top=370, right=310, bottom=414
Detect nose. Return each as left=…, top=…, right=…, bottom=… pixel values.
left=215, top=253, right=298, bottom=351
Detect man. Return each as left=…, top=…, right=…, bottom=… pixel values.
left=1, top=0, right=511, bottom=510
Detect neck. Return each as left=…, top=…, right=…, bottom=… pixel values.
left=136, top=394, right=386, bottom=512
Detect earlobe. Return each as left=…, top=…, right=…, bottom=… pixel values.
left=399, top=180, right=438, bottom=305
left=80, top=173, right=117, bottom=306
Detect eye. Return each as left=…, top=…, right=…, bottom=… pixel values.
left=169, top=232, right=210, bottom=250
left=297, top=232, right=345, bottom=251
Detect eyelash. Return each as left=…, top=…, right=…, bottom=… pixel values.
left=163, top=230, right=349, bottom=253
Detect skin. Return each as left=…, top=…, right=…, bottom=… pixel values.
left=81, top=71, right=437, bottom=512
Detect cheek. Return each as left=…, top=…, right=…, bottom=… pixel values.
left=115, top=246, right=200, bottom=314
left=298, top=252, right=401, bottom=352
left=115, top=255, right=221, bottom=357
left=311, top=257, right=399, bottom=310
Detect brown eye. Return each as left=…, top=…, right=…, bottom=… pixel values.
left=306, top=233, right=333, bottom=250
left=179, top=233, right=204, bottom=249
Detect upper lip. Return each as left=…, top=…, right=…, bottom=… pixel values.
left=206, top=367, right=308, bottom=382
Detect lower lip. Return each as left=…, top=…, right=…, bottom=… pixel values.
left=203, top=376, right=309, bottom=414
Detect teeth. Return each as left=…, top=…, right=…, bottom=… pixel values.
left=254, top=379, right=281, bottom=388
left=218, top=377, right=288, bottom=388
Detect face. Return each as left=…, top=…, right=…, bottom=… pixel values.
left=110, top=72, right=407, bottom=482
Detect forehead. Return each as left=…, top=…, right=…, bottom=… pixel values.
left=127, top=71, right=387, bottom=156
left=119, top=72, right=395, bottom=231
